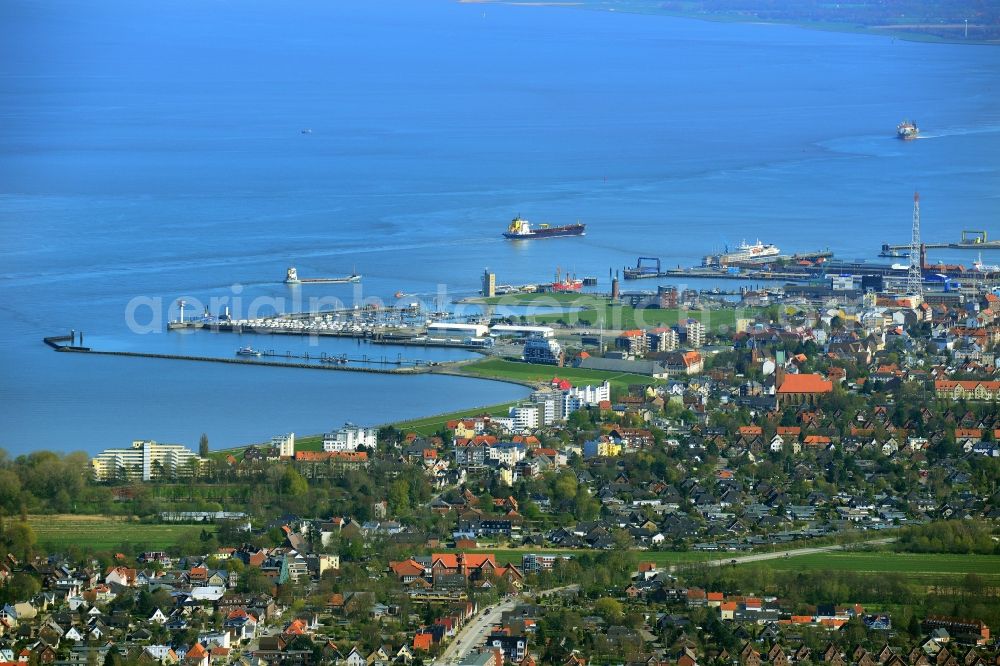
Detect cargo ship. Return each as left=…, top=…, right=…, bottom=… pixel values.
left=285, top=267, right=361, bottom=284
left=897, top=120, right=919, bottom=140
left=503, top=215, right=585, bottom=240
left=973, top=254, right=1000, bottom=274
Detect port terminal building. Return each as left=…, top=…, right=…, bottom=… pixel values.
left=427, top=322, right=555, bottom=340
left=427, top=323, right=490, bottom=338
left=489, top=324, right=555, bottom=338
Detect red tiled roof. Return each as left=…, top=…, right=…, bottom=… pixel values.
left=294, top=451, right=368, bottom=462
left=390, top=559, right=425, bottom=577
left=431, top=553, right=496, bottom=569
left=936, top=380, right=1000, bottom=391
left=285, top=619, right=308, bottom=635
left=682, top=351, right=701, bottom=365
left=456, top=435, right=497, bottom=447
left=778, top=374, right=833, bottom=394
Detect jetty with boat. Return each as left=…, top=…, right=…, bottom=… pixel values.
left=881, top=230, right=1000, bottom=254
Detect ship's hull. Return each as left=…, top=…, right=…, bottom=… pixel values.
left=286, top=275, right=362, bottom=284
left=503, top=224, right=585, bottom=240
left=897, top=122, right=919, bottom=140
left=719, top=248, right=780, bottom=263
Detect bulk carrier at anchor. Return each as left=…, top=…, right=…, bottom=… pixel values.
left=502, top=215, right=585, bottom=240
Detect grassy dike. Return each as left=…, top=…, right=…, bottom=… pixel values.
left=466, top=292, right=744, bottom=332
left=212, top=354, right=660, bottom=457
left=457, top=358, right=660, bottom=391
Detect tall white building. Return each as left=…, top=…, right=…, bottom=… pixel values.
left=272, top=432, right=295, bottom=458
left=523, top=336, right=563, bottom=364
left=685, top=319, right=705, bottom=348
left=91, top=440, right=204, bottom=481
left=509, top=404, right=541, bottom=431
left=648, top=328, right=679, bottom=352
left=562, top=381, right=611, bottom=416
left=530, top=390, right=560, bottom=425
left=323, top=423, right=377, bottom=452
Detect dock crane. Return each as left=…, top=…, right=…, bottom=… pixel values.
left=961, top=230, right=988, bottom=245
left=623, top=256, right=662, bottom=279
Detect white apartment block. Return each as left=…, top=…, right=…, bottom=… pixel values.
left=686, top=319, right=705, bottom=348
left=323, top=423, right=377, bottom=452
left=562, top=380, right=611, bottom=416
left=91, top=440, right=204, bottom=481
left=509, top=404, right=540, bottom=431
left=648, top=328, right=679, bottom=352
left=487, top=443, right=527, bottom=466
left=491, top=416, right=515, bottom=432
left=272, top=432, right=295, bottom=458
left=530, top=391, right=560, bottom=425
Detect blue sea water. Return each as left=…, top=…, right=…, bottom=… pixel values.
left=1, top=0, right=998, bottom=453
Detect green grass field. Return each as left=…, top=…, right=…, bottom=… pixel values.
left=476, top=292, right=593, bottom=306
left=759, top=551, right=1000, bottom=579
left=439, top=547, right=1000, bottom=579
left=28, top=515, right=215, bottom=551
left=441, top=547, right=725, bottom=567
left=290, top=435, right=324, bottom=452
left=391, top=402, right=519, bottom=436
left=475, top=293, right=744, bottom=332
left=459, top=358, right=660, bottom=390
left=529, top=304, right=739, bottom=332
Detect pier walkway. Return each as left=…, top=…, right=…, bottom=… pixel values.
left=43, top=336, right=432, bottom=375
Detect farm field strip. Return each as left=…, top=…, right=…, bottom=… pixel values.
left=27, top=515, right=213, bottom=550
left=447, top=548, right=726, bottom=567
left=759, top=551, right=1000, bottom=576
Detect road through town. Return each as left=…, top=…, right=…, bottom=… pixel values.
left=435, top=584, right=580, bottom=664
